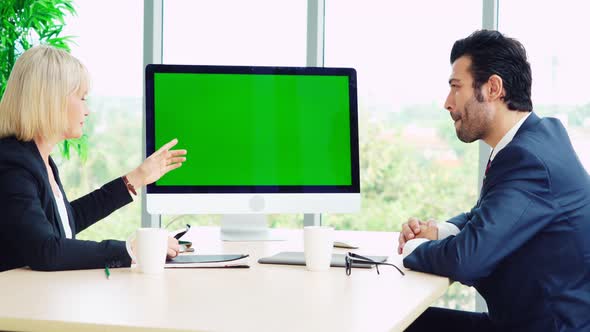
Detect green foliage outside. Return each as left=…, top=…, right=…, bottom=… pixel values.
left=53, top=97, right=143, bottom=241
left=51, top=93, right=590, bottom=312
left=324, top=105, right=479, bottom=311
left=61, top=96, right=480, bottom=310
left=0, top=0, right=86, bottom=159
left=7, top=0, right=589, bottom=315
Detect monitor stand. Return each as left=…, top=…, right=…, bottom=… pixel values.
left=220, top=214, right=286, bottom=241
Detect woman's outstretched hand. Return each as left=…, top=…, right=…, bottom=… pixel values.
left=126, top=138, right=187, bottom=189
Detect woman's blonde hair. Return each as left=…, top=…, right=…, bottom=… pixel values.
left=0, top=45, right=89, bottom=141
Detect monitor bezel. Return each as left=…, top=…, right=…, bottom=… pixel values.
left=145, top=64, right=360, bottom=194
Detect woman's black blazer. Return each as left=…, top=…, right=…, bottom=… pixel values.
left=0, top=137, right=133, bottom=272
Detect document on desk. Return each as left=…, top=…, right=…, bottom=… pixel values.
left=165, top=254, right=250, bottom=268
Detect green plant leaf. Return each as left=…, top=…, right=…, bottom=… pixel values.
left=1, top=0, right=84, bottom=162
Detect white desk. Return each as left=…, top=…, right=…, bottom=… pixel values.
left=0, top=227, right=449, bottom=332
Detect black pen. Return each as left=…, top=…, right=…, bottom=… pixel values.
left=174, top=224, right=191, bottom=240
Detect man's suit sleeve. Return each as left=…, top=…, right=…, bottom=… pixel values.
left=0, top=170, right=131, bottom=271
left=447, top=211, right=472, bottom=230
left=403, top=145, right=557, bottom=285
left=70, top=177, right=133, bottom=233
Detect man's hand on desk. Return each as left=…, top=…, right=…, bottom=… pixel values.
left=397, top=217, right=438, bottom=254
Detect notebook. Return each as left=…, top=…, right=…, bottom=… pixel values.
left=258, top=251, right=388, bottom=268
left=165, top=254, right=250, bottom=268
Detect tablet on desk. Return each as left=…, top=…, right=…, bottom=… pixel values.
left=258, top=252, right=387, bottom=268
left=166, top=254, right=250, bottom=268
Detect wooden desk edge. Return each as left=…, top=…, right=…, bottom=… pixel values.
left=0, top=317, right=196, bottom=332
left=392, top=279, right=452, bottom=331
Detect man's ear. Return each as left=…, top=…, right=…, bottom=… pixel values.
left=487, top=74, right=505, bottom=101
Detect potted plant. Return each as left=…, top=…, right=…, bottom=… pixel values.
left=0, top=0, right=87, bottom=160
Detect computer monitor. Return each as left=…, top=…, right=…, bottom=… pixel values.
left=145, top=64, right=360, bottom=240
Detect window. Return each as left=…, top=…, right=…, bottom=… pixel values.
left=163, top=0, right=306, bottom=66
left=58, top=0, right=144, bottom=241
left=324, top=0, right=482, bottom=311
left=161, top=0, right=308, bottom=229
left=499, top=0, right=590, bottom=171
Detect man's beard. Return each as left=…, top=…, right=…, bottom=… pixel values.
left=455, top=97, right=490, bottom=143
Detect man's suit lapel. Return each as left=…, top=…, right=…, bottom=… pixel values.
left=478, top=112, right=540, bottom=204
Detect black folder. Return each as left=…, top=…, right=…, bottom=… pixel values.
left=258, top=251, right=387, bottom=268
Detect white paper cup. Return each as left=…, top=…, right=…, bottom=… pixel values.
left=304, top=226, right=334, bottom=271
left=126, top=228, right=168, bottom=274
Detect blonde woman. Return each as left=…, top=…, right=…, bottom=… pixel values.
left=0, top=45, right=186, bottom=272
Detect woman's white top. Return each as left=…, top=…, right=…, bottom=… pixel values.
left=53, top=189, right=72, bottom=239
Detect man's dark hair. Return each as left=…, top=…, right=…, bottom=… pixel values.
left=450, top=30, right=532, bottom=111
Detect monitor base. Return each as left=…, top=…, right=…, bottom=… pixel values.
left=220, top=214, right=286, bottom=241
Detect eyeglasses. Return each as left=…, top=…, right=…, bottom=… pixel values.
left=344, top=252, right=405, bottom=276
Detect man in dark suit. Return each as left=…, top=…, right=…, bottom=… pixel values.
left=399, top=30, right=590, bottom=331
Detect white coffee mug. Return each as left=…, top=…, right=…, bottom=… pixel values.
left=303, top=226, right=334, bottom=271
left=126, top=228, right=168, bottom=274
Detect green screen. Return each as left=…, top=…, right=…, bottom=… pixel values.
left=154, top=72, right=352, bottom=186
